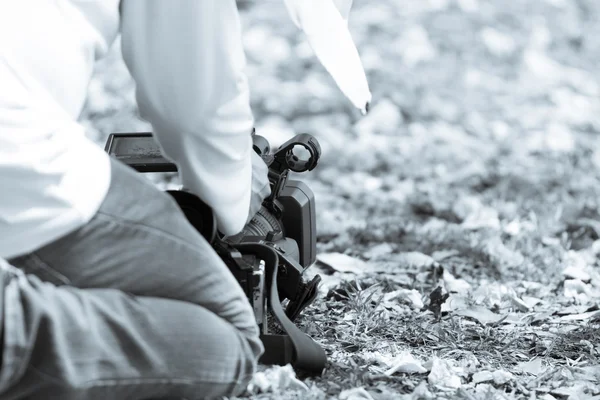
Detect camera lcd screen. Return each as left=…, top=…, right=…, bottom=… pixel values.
left=106, top=133, right=177, bottom=172
left=110, top=135, right=163, bottom=159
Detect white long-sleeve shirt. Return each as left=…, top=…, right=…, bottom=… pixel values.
left=0, top=0, right=369, bottom=260
left=0, top=0, right=255, bottom=259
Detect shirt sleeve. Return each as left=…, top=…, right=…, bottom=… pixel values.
left=120, top=0, right=254, bottom=236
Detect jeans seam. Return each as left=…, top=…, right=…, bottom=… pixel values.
left=28, top=364, right=252, bottom=388
left=26, top=252, right=72, bottom=286
left=94, top=209, right=204, bottom=254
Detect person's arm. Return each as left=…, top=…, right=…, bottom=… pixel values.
left=120, top=0, right=253, bottom=236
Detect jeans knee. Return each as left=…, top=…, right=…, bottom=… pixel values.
left=244, top=328, right=264, bottom=371
left=249, top=333, right=265, bottom=366
left=229, top=330, right=263, bottom=396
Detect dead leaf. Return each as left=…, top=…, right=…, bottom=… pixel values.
left=462, top=206, right=501, bottom=230
left=406, top=381, right=433, bottom=400
left=246, top=364, right=309, bottom=394
left=574, top=365, right=600, bottom=382
left=497, top=312, right=522, bottom=325
left=453, top=195, right=500, bottom=230
left=431, top=249, right=460, bottom=262
left=485, top=237, right=525, bottom=267
left=492, top=370, right=514, bottom=385
left=564, top=279, right=592, bottom=300
left=383, top=289, right=424, bottom=309
left=317, top=253, right=371, bottom=275
left=522, top=295, right=543, bottom=309
left=562, top=250, right=591, bottom=281
left=517, top=358, right=546, bottom=376
left=550, top=382, right=600, bottom=399
left=394, top=252, right=438, bottom=270
left=454, top=306, right=506, bottom=325
left=441, top=294, right=471, bottom=312
left=472, top=370, right=493, bottom=384
left=472, top=282, right=512, bottom=308
left=559, top=310, right=600, bottom=321
left=508, top=293, right=531, bottom=312
left=339, top=387, right=375, bottom=400
left=556, top=304, right=592, bottom=316
left=384, top=351, right=428, bottom=376
left=427, top=357, right=462, bottom=389
left=473, top=383, right=514, bottom=399
left=364, top=243, right=394, bottom=260
left=443, top=269, right=472, bottom=293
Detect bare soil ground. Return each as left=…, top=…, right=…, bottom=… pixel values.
left=82, top=0, right=600, bottom=398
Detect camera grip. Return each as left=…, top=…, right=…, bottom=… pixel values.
left=233, top=243, right=326, bottom=375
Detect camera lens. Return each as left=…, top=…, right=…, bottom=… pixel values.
left=243, top=206, right=282, bottom=238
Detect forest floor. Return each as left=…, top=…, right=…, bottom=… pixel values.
left=82, top=0, right=600, bottom=399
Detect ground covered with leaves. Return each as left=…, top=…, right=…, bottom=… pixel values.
left=82, top=0, right=600, bottom=399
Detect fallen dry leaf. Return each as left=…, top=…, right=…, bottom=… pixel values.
left=517, top=358, right=547, bottom=376
left=472, top=370, right=494, bottom=384
left=363, top=243, right=394, bottom=260
left=317, top=252, right=371, bottom=275
left=563, top=279, right=592, bottom=300
left=492, top=370, right=514, bottom=385
left=394, top=252, right=438, bottom=270
left=443, top=269, right=472, bottom=293
left=384, top=350, right=428, bottom=376
left=485, top=236, right=525, bottom=267
left=406, top=381, right=434, bottom=400
left=246, top=364, right=309, bottom=394
left=453, top=306, right=506, bottom=325
left=559, top=310, right=600, bottom=321
left=431, top=249, right=460, bottom=262
left=441, top=294, right=471, bottom=313
left=507, top=293, right=531, bottom=312
left=562, top=250, right=592, bottom=282
left=383, top=288, right=424, bottom=309
left=550, top=382, right=600, bottom=399
left=339, top=387, right=375, bottom=400
left=426, top=357, right=462, bottom=389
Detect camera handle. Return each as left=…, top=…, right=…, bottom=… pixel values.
left=251, top=131, right=321, bottom=174
left=271, top=133, right=321, bottom=173
left=252, top=132, right=321, bottom=209
left=233, top=242, right=327, bottom=375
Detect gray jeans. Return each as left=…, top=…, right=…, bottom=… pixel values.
left=2, top=158, right=263, bottom=400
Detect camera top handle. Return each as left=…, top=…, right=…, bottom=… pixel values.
left=272, top=133, right=321, bottom=173
left=251, top=128, right=321, bottom=174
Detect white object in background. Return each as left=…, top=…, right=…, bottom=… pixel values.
left=283, top=0, right=372, bottom=114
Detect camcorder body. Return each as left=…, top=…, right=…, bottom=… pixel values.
left=104, top=131, right=327, bottom=374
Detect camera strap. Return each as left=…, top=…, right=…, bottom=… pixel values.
left=233, top=243, right=327, bottom=375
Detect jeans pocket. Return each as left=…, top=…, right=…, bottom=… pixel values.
left=8, top=253, right=72, bottom=286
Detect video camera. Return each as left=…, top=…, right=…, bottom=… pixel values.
left=104, top=131, right=327, bottom=375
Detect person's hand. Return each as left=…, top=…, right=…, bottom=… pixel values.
left=247, top=150, right=271, bottom=224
